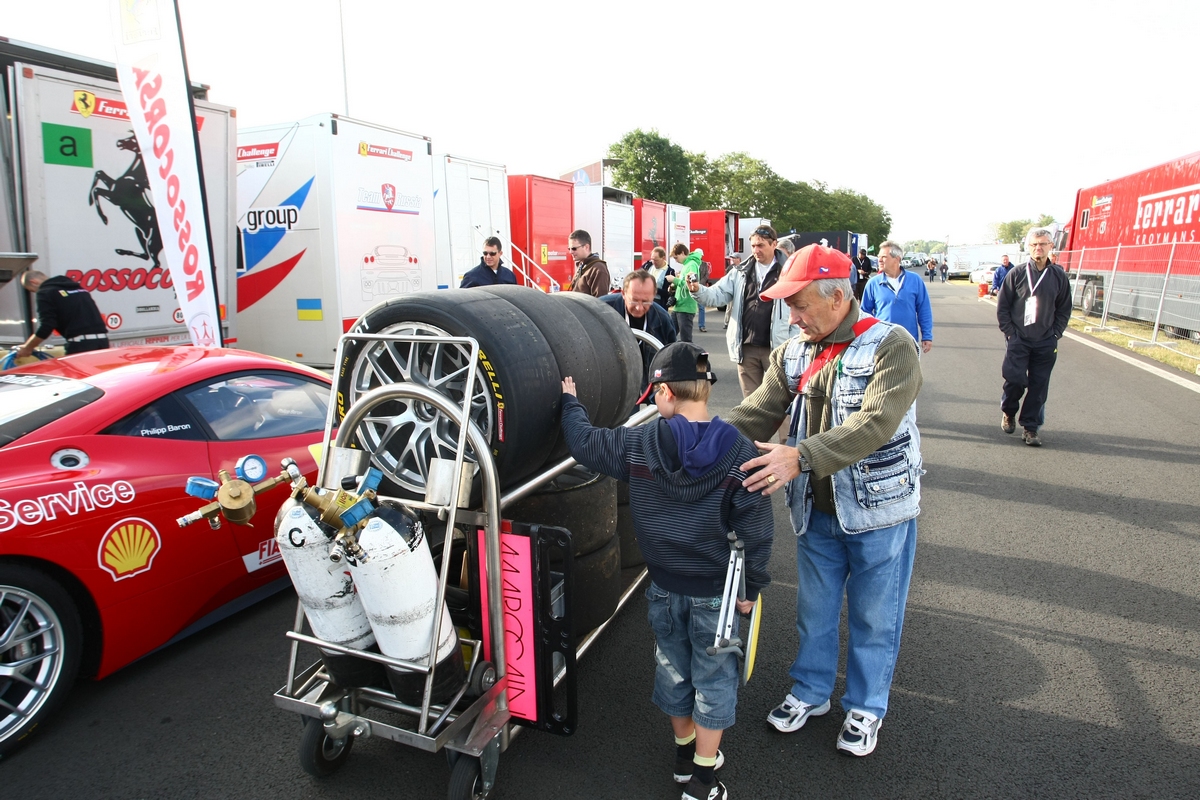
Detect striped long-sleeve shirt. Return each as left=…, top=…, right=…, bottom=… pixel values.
left=560, top=395, right=773, bottom=600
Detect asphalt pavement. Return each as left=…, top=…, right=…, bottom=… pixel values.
left=5, top=281, right=1200, bottom=798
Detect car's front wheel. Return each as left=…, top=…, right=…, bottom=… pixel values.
left=0, top=564, right=82, bottom=759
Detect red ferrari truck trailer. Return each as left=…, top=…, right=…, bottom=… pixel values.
left=1059, top=151, right=1200, bottom=337
left=633, top=198, right=667, bottom=263
left=689, top=210, right=738, bottom=281
left=507, top=174, right=574, bottom=292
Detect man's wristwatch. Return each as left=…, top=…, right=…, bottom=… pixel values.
left=798, top=450, right=811, bottom=473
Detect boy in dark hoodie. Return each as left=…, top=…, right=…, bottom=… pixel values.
left=560, top=342, right=773, bottom=800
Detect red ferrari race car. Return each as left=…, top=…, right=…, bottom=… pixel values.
left=0, top=346, right=332, bottom=758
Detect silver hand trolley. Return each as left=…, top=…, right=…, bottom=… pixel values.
left=269, top=328, right=662, bottom=799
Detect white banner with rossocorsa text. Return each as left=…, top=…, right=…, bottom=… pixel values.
left=110, top=0, right=222, bottom=347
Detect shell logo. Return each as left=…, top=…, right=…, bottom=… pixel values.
left=98, top=517, right=161, bottom=581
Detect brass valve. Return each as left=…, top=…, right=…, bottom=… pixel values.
left=178, top=457, right=305, bottom=528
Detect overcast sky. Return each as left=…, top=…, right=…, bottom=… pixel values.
left=7, top=0, right=1199, bottom=246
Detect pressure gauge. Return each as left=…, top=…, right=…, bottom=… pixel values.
left=235, top=454, right=269, bottom=483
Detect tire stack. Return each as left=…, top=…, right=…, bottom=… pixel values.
left=337, top=288, right=641, bottom=498
left=336, top=288, right=644, bottom=635
left=615, top=480, right=645, bottom=569
left=504, top=468, right=621, bottom=637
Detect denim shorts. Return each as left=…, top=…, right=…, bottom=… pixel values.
left=645, top=581, right=739, bottom=730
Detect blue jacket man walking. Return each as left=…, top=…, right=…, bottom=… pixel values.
left=861, top=241, right=934, bottom=354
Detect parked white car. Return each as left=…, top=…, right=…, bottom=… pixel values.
left=970, top=263, right=1001, bottom=285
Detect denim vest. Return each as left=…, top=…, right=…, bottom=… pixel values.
left=782, top=321, right=923, bottom=535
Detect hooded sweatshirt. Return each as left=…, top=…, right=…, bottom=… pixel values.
left=559, top=394, right=772, bottom=599
left=671, top=251, right=703, bottom=315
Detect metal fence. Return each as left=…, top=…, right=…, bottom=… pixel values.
left=1056, top=242, right=1200, bottom=360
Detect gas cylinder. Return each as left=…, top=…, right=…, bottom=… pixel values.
left=350, top=505, right=465, bottom=705
left=273, top=498, right=386, bottom=688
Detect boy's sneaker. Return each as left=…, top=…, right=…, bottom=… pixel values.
left=766, top=694, right=831, bottom=733
left=836, top=710, right=881, bottom=757
left=673, top=749, right=725, bottom=784
left=682, top=777, right=728, bottom=800
left=1001, top=413, right=1015, bottom=434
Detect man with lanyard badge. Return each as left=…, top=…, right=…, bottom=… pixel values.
left=996, top=227, right=1071, bottom=447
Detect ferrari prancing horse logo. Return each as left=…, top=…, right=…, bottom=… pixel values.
left=98, top=517, right=161, bottom=581
left=74, top=90, right=96, bottom=118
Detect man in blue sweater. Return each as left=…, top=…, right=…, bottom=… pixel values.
left=861, top=241, right=934, bottom=354
left=560, top=342, right=773, bottom=800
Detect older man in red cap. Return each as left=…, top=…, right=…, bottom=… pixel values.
left=723, top=244, right=923, bottom=759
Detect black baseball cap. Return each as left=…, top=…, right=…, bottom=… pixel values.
left=637, top=342, right=717, bottom=403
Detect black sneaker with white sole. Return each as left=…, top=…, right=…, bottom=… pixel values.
left=674, top=749, right=725, bottom=784
left=681, top=777, right=728, bottom=800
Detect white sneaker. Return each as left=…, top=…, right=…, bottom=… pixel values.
left=766, top=694, right=831, bottom=733
left=836, top=710, right=881, bottom=756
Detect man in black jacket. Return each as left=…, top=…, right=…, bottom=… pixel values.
left=459, top=237, right=517, bottom=287
left=853, top=248, right=874, bottom=301
left=996, top=228, right=1072, bottom=446
left=17, top=269, right=109, bottom=357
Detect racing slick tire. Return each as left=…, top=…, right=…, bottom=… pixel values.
left=477, top=285, right=615, bottom=455
left=0, top=564, right=83, bottom=759
left=298, top=716, right=354, bottom=777
left=504, top=468, right=617, bottom=558
left=337, top=290, right=561, bottom=499
left=560, top=532, right=621, bottom=638
left=547, top=292, right=643, bottom=426
left=616, top=504, right=644, bottom=568
left=614, top=480, right=644, bottom=567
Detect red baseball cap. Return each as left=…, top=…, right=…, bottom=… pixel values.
left=761, top=244, right=852, bottom=300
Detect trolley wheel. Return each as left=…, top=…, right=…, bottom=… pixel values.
left=448, top=755, right=492, bottom=800
left=468, top=660, right=496, bottom=696
left=298, top=717, right=354, bottom=777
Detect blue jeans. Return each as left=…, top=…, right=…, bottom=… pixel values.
left=789, top=510, right=917, bottom=719
left=698, top=304, right=706, bottom=329
left=646, top=582, right=739, bottom=730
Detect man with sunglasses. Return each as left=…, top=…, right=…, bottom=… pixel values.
left=459, top=237, right=517, bottom=288
left=692, top=224, right=797, bottom=397
left=569, top=229, right=611, bottom=297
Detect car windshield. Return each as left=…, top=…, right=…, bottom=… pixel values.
left=0, top=374, right=103, bottom=446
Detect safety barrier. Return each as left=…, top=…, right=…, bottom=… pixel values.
left=1057, top=243, right=1200, bottom=365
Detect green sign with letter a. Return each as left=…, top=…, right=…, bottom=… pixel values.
left=42, top=122, right=93, bottom=168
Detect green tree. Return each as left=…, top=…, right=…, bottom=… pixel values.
left=604, top=132, right=893, bottom=247
left=994, top=215, right=1055, bottom=243
left=606, top=129, right=693, bottom=206
left=686, top=151, right=720, bottom=210
left=904, top=239, right=945, bottom=254
left=710, top=152, right=779, bottom=215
